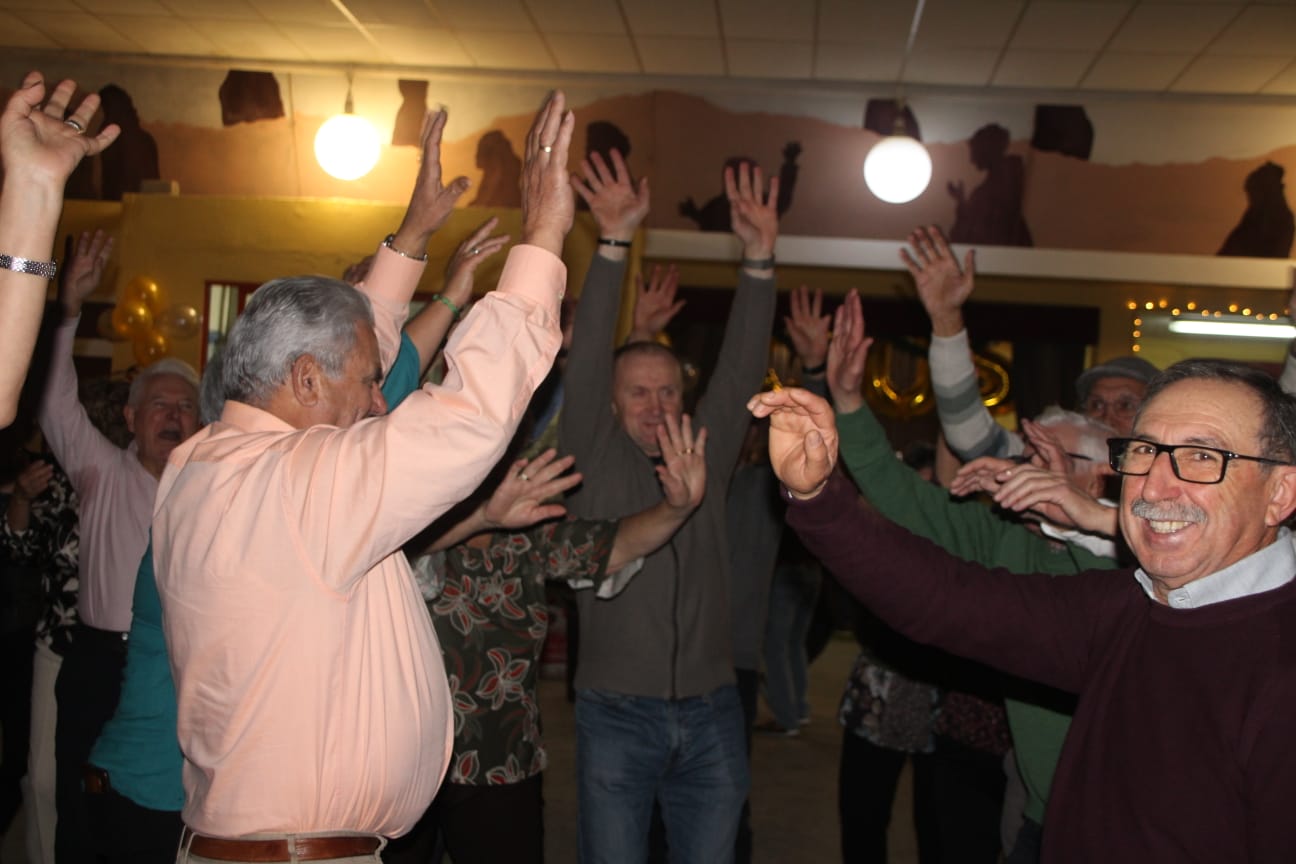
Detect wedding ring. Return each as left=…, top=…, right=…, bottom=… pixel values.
left=470, top=247, right=481, bottom=255
left=64, top=118, right=84, bottom=134
left=542, top=144, right=553, bottom=153
left=683, top=448, right=694, bottom=455
left=519, top=471, right=530, bottom=482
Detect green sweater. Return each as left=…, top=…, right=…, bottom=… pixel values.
left=836, top=404, right=1117, bottom=825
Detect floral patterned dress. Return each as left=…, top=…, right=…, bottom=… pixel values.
left=414, top=518, right=619, bottom=785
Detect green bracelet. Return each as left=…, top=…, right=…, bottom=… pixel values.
left=431, top=293, right=462, bottom=319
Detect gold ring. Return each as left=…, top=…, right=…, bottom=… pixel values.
left=470, top=247, right=481, bottom=255
left=542, top=144, right=553, bottom=153
left=64, top=118, right=84, bottom=134
left=519, top=471, right=530, bottom=482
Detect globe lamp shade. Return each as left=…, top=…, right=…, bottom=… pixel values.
left=863, top=135, right=932, bottom=204
left=314, top=114, right=381, bottom=181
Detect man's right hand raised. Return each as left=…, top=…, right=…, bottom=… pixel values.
left=747, top=387, right=838, bottom=500
left=521, top=91, right=576, bottom=258
left=571, top=148, right=649, bottom=257
left=899, top=225, right=975, bottom=338
left=59, top=229, right=113, bottom=320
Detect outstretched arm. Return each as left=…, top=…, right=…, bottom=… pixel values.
left=0, top=73, right=119, bottom=427
left=625, top=264, right=684, bottom=345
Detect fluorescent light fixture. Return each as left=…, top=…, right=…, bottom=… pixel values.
left=1168, top=318, right=1296, bottom=340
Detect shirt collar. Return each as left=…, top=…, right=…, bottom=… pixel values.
left=218, top=400, right=297, bottom=434
left=1133, top=526, right=1295, bottom=609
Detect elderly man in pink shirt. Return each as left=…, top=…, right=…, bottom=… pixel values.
left=154, top=94, right=575, bottom=863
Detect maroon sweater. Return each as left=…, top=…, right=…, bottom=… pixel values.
left=789, top=472, right=1296, bottom=863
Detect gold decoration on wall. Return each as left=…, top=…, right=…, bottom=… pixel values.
left=863, top=340, right=1011, bottom=419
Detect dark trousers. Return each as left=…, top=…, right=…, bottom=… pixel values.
left=0, top=631, right=34, bottom=833
left=733, top=667, right=759, bottom=864
left=383, top=777, right=542, bottom=864
left=84, top=768, right=184, bottom=864
left=1005, top=817, right=1043, bottom=864
left=54, top=625, right=127, bottom=864
left=838, top=731, right=938, bottom=864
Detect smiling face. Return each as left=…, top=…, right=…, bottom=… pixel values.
left=612, top=351, right=683, bottom=457
left=1118, top=378, right=1296, bottom=601
left=125, top=373, right=200, bottom=477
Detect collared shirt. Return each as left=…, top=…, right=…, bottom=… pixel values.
left=154, top=244, right=564, bottom=838
left=1133, top=527, right=1295, bottom=608
left=40, top=318, right=156, bottom=633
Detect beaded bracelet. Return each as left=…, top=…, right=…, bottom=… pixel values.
left=431, top=293, right=462, bottom=319
left=0, top=254, right=57, bottom=280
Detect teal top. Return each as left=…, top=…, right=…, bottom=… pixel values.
left=89, top=333, right=423, bottom=810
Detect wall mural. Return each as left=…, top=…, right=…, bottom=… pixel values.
left=2, top=62, right=1293, bottom=262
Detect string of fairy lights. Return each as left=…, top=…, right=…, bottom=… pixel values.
left=1126, top=298, right=1292, bottom=353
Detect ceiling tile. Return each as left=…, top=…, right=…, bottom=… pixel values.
left=619, top=0, right=718, bottom=38
left=429, top=0, right=533, bottom=32
left=1011, top=1, right=1128, bottom=51
left=546, top=33, right=638, bottom=71
left=718, top=0, right=813, bottom=40
left=191, top=18, right=310, bottom=58
left=371, top=25, right=474, bottom=65
left=726, top=39, right=813, bottom=79
left=1171, top=53, right=1291, bottom=93
left=251, top=0, right=351, bottom=25
left=904, top=46, right=1000, bottom=85
left=98, top=15, right=221, bottom=55
left=814, top=42, right=903, bottom=81
left=525, top=0, right=625, bottom=35
left=0, top=0, right=80, bottom=10
left=1209, top=5, right=1296, bottom=55
left=280, top=23, right=376, bottom=61
left=1107, top=3, right=1238, bottom=53
left=342, top=0, right=444, bottom=27
left=161, top=0, right=260, bottom=20
left=1081, top=52, right=1192, bottom=90
left=635, top=35, right=724, bottom=75
left=18, top=12, right=139, bottom=51
left=0, top=11, right=60, bottom=47
left=915, top=0, right=1025, bottom=48
left=1260, top=59, right=1296, bottom=95
left=816, top=0, right=915, bottom=45
left=456, top=29, right=555, bottom=68
left=993, top=48, right=1093, bottom=87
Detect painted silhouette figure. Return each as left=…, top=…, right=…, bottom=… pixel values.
left=1218, top=161, right=1294, bottom=259
left=948, top=124, right=1033, bottom=247
left=469, top=130, right=522, bottom=208
left=98, top=85, right=159, bottom=201
left=217, top=71, right=284, bottom=126
left=392, top=80, right=429, bottom=147
left=679, top=142, right=801, bottom=232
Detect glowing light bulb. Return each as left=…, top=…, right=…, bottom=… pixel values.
left=315, top=114, right=381, bottom=181
left=863, top=136, right=932, bottom=204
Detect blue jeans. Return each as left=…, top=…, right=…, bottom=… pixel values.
left=575, top=685, right=749, bottom=864
left=762, top=562, right=820, bottom=728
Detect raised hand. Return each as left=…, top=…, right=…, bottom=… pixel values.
left=571, top=148, right=649, bottom=245
left=60, top=230, right=113, bottom=319
left=521, top=91, right=576, bottom=257
left=443, top=216, right=509, bottom=308
left=948, top=455, right=1022, bottom=499
left=391, top=110, right=471, bottom=255
left=481, top=449, right=582, bottom=530
left=13, top=459, right=53, bottom=503
left=785, top=285, right=829, bottom=371
left=726, top=162, right=778, bottom=262
left=1020, top=418, right=1078, bottom=479
left=825, top=290, right=872, bottom=414
left=951, top=457, right=1117, bottom=536
left=655, top=413, right=707, bottom=511
left=627, top=264, right=684, bottom=344
left=747, top=387, right=838, bottom=499
left=1, top=72, right=120, bottom=190
left=899, top=225, right=975, bottom=338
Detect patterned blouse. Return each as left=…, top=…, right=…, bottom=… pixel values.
left=0, top=457, right=80, bottom=654
left=415, top=517, right=618, bottom=785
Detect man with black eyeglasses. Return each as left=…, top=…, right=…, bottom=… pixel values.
left=756, top=357, right=1296, bottom=862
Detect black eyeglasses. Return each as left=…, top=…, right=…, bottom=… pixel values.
left=1107, top=437, right=1292, bottom=485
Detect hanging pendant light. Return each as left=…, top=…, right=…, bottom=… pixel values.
left=315, top=70, right=380, bottom=181
left=863, top=0, right=931, bottom=204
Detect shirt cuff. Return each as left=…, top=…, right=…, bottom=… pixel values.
left=497, top=245, right=567, bottom=313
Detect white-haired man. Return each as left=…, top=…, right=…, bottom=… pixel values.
left=37, top=229, right=200, bottom=864
left=155, top=94, right=573, bottom=863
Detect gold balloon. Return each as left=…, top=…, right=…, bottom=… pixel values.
left=156, top=304, right=201, bottom=341
left=126, top=277, right=166, bottom=313
left=132, top=330, right=169, bottom=366
left=111, top=300, right=153, bottom=338
left=97, top=308, right=129, bottom=341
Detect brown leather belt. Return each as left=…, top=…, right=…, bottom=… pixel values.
left=180, top=827, right=381, bottom=862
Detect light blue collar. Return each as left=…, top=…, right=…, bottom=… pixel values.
left=1133, top=527, right=1295, bottom=608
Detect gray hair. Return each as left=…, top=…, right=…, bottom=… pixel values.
left=1033, top=405, right=1114, bottom=469
left=128, top=357, right=199, bottom=407
left=216, top=276, right=373, bottom=409
left=199, top=350, right=225, bottom=425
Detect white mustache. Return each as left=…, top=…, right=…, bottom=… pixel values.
left=1130, top=498, right=1205, bottom=523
